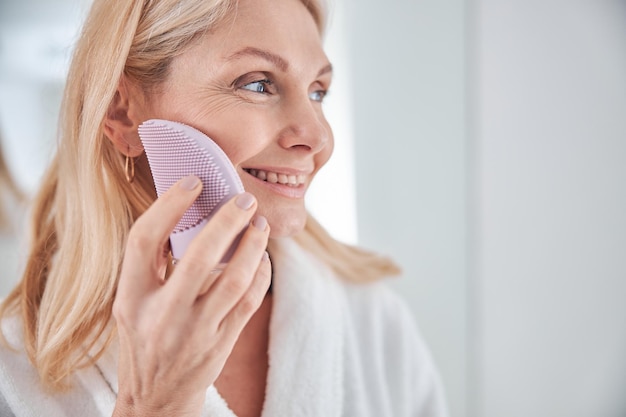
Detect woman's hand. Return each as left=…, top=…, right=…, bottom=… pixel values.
left=112, top=175, right=271, bottom=417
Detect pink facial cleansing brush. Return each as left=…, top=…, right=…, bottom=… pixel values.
left=138, top=119, right=245, bottom=262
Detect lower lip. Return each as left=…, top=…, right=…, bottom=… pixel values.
left=245, top=173, right=307, bottom=199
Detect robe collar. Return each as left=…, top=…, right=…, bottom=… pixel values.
left=80, top=237, right=346, bottom=416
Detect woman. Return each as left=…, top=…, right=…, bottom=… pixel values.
left=0, top=0, right=448, bottom=415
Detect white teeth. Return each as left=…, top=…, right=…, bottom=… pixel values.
left=246, top=169, right=306, bottom=186
left=266, top=172, right=278, bottom=183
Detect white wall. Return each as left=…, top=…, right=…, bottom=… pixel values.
left=472, top=1, right=626, bottom=416
left=341, top=1, right=468, bottom=416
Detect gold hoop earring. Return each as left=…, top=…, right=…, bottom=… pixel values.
left=125, top=151, right=135, bottom=183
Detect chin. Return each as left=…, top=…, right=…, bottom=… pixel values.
left=262, top=207, right=307, bottom=238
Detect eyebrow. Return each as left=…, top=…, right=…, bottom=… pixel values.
left=317, top=63, right=333, bottom=78
left=226, top=46, right=333, bottom=77
left=227, top=47, right=289, bottom=71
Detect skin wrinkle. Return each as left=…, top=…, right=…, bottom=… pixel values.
left=175, top=84, right=245, bottom=122
left=157, top=49, right=251, bottom=119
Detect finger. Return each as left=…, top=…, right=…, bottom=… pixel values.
left=197, top=215, right=270, bottom=322
left=196, top=268, right=224, bottom=297
left=167, top=193, right=259, bottom=301
left=213, top=250, right=272, bottom=346
left=118, top=175, right=202, bottom=297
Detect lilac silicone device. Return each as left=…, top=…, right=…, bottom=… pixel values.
left=138, top=119, right=244, bottom=262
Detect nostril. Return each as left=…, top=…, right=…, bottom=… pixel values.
left=275, top=106, right=330, bottom=152
left=277, top=131, right=327, bottom=153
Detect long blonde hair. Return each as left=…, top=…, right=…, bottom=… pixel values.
left=0, top=0, right=399, bottom=390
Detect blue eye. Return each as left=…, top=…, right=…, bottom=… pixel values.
left=242, top=80, right=272, bottom=93
left=309, top=90, right=327, bottom=103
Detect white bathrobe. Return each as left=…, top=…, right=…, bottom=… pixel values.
left=0, top=238, right=448, bottom=416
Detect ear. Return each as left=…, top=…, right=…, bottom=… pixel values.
left=103, top=77, right=145, bottom=157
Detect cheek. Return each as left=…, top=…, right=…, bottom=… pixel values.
left=212, top=123, right=271, bottom=166
left=159, top=102, right=272, bottom=166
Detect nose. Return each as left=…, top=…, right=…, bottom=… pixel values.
left=276, top=97, right=330, bottom=153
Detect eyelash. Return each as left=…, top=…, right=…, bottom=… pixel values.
left=241, top=79, right=273, bottom=94
left=239, top=79, right=329, bottom=103
left=309, top=90, right=327, bottom=103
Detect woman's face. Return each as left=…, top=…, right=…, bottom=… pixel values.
left=140, top=0, right=333, bottom=237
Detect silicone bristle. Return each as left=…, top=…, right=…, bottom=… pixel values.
left=139, top=122, right=234, bottom=232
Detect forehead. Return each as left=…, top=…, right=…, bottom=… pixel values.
left=222, top=0, right=321, bottom=41
left=188, top=0, right=326, bottom=68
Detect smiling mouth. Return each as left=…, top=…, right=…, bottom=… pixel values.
left=244, top=168, right=306, bottom=187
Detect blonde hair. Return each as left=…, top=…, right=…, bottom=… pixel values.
left=0, top=0, right=399, bottom=390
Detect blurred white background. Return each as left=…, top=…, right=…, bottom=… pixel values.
left=1, top=0, right=625, bottom=416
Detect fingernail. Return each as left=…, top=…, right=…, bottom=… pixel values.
left=180, top=175, right=200, bottom=190
left=262, top=251, right=270, bottom=262
left=253, top=216, right=267, bottom=231
left=235, top=192, right=255, bottom=210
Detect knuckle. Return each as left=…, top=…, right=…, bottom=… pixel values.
left=214, top=204, right=250, bottom=229
left=221, top=268, right=250, bottom=296
left=125, top=227, right=154, bottom=253
left=247, top=227, right=270, bottom=246
left=223, top=279, right=248, bottom=299
left=239, top=292, right=262, bottom=314
left=203, top=344, right=227, bottom=366
left=259, top=264, right=272, bottom=285
left=177, top=255, right=207, bottom=279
